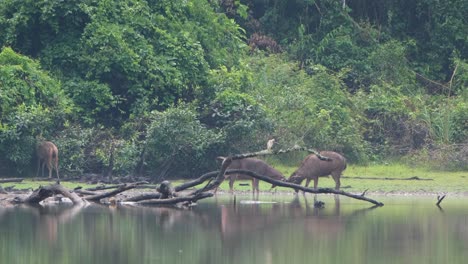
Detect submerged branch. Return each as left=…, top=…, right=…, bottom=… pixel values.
left=133, top=192, right=213, bottom=206
left=436, top=194, right=447, bottom=207
left=229, top=169, right=384, bottom=206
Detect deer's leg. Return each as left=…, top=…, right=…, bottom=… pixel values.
left=229, top=176, right=235, bottom=193
left=54, top=158, right=60, bottom=180
left=47, top=159, right=53, bottom=179
left=313, top=177, right=319, bottom=189
left=304, top=178, right=312, bottom=188
left=252, top=179, right=259, bottom=194
left=293, top=178, right=305, bottom=193
left=41, top=162, right=46, bottom=177
left=36, top=159, right=41, bottom=177
left=332, top=172, right=341, bottom=190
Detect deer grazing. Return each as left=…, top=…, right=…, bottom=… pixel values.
left=36, top=141, right=60, bottom=179
left=287, top=151, right=346, bottom=190
left=215, top=158, right=286, bottom=194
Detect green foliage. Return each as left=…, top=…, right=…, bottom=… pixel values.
left=204, top=89, right=273, bottom=153
left=366, top=40, right=417, bottom=90
left=0, top=0, right=247, bottom=126
left=419, top=96, right=468, bottom=144
left=62, top=79, right=117, bottom=126
left=247, top=54, right=368, bottom=162
left=53, top=125, right=96, bottom=176
left=145, top=106, right=223, bottom=178
left=0, top=0, right=466, bottom=175
left=0, top=47, right=72, bottom=174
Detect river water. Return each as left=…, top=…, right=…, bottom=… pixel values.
left=0, top=194, right=467, bottom=264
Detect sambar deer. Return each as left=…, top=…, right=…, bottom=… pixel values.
left=215, top=158, right=286, bottom=194
left=287, top=151, right=346, bottom=190
left=36, top=141, right=60, bottom=179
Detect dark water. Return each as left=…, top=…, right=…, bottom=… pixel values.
left=1, top=195, right=467, bottom=264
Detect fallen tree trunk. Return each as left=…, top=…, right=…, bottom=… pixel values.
left=16, top=184, right=85, bottom=205
left=84, top=181, right=147, bottom=202
left=124, top=193, right=162, bottom=202
left=0, top=178, right=24, bottom=183
left=221, top=146, right=332, bottom=161
left=133, top=192, right=213, bottom=206
left=342, top=176, right=433, bottom=181
left=220, top=168, right=384, bottom=206
left=191, top=157, right=233, bottom=196
left=86, top=184, right=125, bottom=191
left=3, top=147, right=385, bottom=208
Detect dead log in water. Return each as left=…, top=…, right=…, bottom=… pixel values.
left=15, top=184, right=84, bottom=205
left=133, top=192, right=213, bottom=206
left=209, top=168, right=385, bottom=206
left=84, top=181, right=147, bottom=202
left=3, top=147, right=385, bottom=207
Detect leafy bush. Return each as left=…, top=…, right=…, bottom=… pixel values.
left=0, top=47, right=73, bottom=175
left=248, top=54, right=369, bottom=162
left=405, top=144, right=468, bottom=171
left=53, top=126, right=96, bottom=176
left=145, top=106, right=223, bottom=179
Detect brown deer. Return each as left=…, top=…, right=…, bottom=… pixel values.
left=287, top=151, right=346, bottom=190
left=216, top=158, right=286, bottom=194
left=36, top=141, right=60, bottom=179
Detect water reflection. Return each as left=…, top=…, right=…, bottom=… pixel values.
left=0, top=196, right=467, bottom=264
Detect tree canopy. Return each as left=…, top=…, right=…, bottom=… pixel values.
left=0, top=0, right=466, bottom=177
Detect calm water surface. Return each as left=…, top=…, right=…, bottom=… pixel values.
left=1, top=194, right=467, bottom=264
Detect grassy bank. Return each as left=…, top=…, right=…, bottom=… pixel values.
left=1, top=164, right=467, bottom=195
left=217, top=163, right=468, bottom=195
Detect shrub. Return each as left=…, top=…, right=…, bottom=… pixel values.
left=0, top=47, right=73, bottom=175
left=145, top=106, right=223, bottom=179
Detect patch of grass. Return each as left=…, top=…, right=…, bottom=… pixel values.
left=343, top=163, right=468, bottom=193
left=213, top=163, right=468, bottom=194
left=1, top=179, right=96, bottom=191
left=2, top=163, right=467, bottom=195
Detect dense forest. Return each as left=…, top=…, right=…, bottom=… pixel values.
left=0, top=0, right=466, bottom=179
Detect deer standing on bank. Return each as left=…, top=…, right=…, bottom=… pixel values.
left=287, top=151, right=346, bottom=190
left=36, top=141, right=60, bottom=179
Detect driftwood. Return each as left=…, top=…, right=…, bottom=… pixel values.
left=16, top=184, right=84, bottom=205
left=84, top=181, right=147, bottom=202
left=5, top=147, right=386, bottom=208
left=74, top=189, right=99, bottom=196
left=436, top=194, right=447, bottom=207
left=124, top=193, right=162, bottom=202
left=156, top=180, right=176, bottom=198
left=343, top=176, right=433, bottom=181
left=222, top=146, right=332, bottom=161
left=133, top=192, right=213, bottom=206
left=123, top=171, right=219, bottom=202
left=86, top=184, right=124, bottom=191
left=0, top=178, right=24, bottom=183
left=221, top=169, right=384, bottom=206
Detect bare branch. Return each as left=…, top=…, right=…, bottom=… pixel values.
left=229, top=169, right=384, bottom=206
left=436, top=194, right=447, bottom=207
left=16, top=184, right=85, bottom=205
left=84, top=181, right=147, bottom=202
left=133, top=192, right=213, bottom=206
